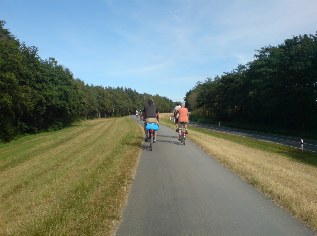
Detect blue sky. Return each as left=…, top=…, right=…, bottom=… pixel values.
left=1, top=0, right=317, bottom=102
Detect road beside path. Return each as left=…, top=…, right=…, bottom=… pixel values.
left=116, top=117, right=314, bottom=236
left=190, top=121, right=317, bottom=152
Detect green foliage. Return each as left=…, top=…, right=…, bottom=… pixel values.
left=0, top=21, right=174, bottom=142
left=186, top=33, right=317, bottom=137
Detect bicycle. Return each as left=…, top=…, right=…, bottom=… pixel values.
left=145, top=123, right=159, bottom=151
left=178, top=122, right=187, bottom=145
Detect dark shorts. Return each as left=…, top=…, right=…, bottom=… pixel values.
left=179, top=122, right=187, bottom=127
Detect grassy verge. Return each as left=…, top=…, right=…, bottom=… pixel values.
left=0, top=117, right=143, bottom=235
left=160, top=113, right=317, bottom=232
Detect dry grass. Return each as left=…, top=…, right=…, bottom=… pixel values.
left=0, top=117, right=143, bottom=235
left=160, top=113, right=317, bottom=232
left=2, top=114, right=316, bottom=234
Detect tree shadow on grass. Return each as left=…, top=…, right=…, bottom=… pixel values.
left=277, top=148, right=317, bottom=167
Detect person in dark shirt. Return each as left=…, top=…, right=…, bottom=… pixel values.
left=142, top=98, right=159, bottom=142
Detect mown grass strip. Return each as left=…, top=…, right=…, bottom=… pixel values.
left=0, top=117, right=143, bottom=235
left=160, top=114, right=317, bottom=232
left=189, top=125, right=317, bottom=167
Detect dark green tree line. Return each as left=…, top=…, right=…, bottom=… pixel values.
left=185, top=33, right=317, bottom=135
left=0, top=21, right=174, bottom=142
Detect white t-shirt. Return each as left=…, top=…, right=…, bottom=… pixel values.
left=173, top=105, right=181, bottom=117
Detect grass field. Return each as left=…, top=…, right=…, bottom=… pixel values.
left=0, top=117, right=143, bottom=235
left=1, top=115, right=317, bottom=234
left=160, top=114, right=317, bottom=232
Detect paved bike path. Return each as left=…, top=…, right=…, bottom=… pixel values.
left=116, top=120, right=314, bottom=235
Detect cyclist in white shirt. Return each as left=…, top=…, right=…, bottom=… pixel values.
left=172, top=103, right=181, bottom=132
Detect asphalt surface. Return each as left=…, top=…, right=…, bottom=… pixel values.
left=190, top=122, right=317, bottom=152
left=115, top=117, right=314, bottom=236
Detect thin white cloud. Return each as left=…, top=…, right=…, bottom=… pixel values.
left=119, top=60, right=173, bottom=75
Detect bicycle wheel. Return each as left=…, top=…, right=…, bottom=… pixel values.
left=181, top=124, right=186, bottom=145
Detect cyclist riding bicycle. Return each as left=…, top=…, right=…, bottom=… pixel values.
left=176, top=103, right=189, bottom=140
left=173, top=103, right=181, bottom=132
left=142, top=98, right=159, bottom=142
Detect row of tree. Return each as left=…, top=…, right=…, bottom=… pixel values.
left=0, top=21, right=174, bottom=142
left=185, top=33, right=317, bottom=136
